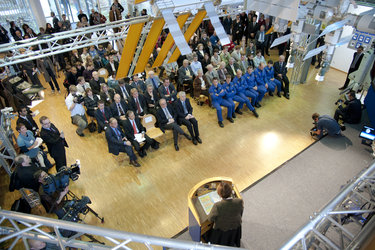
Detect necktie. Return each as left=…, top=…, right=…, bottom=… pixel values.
left=166, top=87, right=170, bottom=95
left=83, top=84, right=86, bottom=91
left=114, top=128, right=121, bottom=139
left=164, top=108, right=172, bottom=119
left=101, top=110, right=107, bottom=121
left=135, top=98, right=141, bottom=114
left=132, top=120, right=137, bottom=134
left=117, top=103, right=124, bottom=115
left=121, top=86, right=129, bottom=99
left=151, top=78, right=157, bottom=89
left=182, top=101, right=188, bottom=114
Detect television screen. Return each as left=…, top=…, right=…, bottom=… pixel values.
left=359, top=125, right=375, bottom=140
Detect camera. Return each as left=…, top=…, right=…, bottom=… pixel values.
left=335, top=99, right=344, bottom=105
left=42, top=160, right=81, bottom=195
left=310, top=122, right=317, bottom=136
left=72, top=94, right=84, bottom=104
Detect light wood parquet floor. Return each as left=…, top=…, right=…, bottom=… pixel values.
left=0, top=57, right=347, bottom=242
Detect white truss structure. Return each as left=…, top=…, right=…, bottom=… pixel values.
left=281, top=160, right=375, bottom=250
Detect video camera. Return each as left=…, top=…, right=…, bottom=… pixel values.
left=72, top=94, right=84, bottom=104
left=310, top=122, right=317, bottom=136
left=42, top=160, right=81, bottom=195
left=62, top=195, right=91, bottom=222
left=335, top=99, right=344, bottom=105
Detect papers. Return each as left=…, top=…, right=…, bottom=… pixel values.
left=144, top=116, right=153, bottom=123
left=34, top=137, right=43, bottom=148
left=134, top=133, right=146, bottom=143
left=32, top=110, right=40, bottom=116
left=198, top=191, right=221, bottom=215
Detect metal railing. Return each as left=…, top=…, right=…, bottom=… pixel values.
left=281, top=160, right=375, bottom=250
left=0, top=209, right=243, bottom=249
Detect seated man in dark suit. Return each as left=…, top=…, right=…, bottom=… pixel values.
left=114, top=77, right=132, bottom=103
left=145, top=71, right=161, bottom=91
left=158, top=78, right=177, bottom=104
left=17, top=106, right=39, bottom=136
left=95, top=100, right=113, bottom=133
left=39, top=116, right=68, bottom=171
left=177, top=59, right=194, bottom=95
left=156, top=98, right=192, bottom=151
left=175, top=91, right=202, bottom=145
left=110, top=94, right=129, bottom=130
left=105, top=55, right=119, bottom=77
left=131, top=74, right=147, bottom=94
left=89, top=71, right=106, bottom=95
left=105, top=118, right=140, bottom=167
left=144, top=84, right=159, bottom=118
left=128, top=88, right=148, bottom=117
left=273, top=55, right=290, bottom=99
left=334, top=91, right=362, bottom=124
left=123, top=110, right=159, bottom=158
left=225, top=58, right=240, bottom=78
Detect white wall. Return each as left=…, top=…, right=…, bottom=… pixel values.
left=330, top=4, right=373, bottom=72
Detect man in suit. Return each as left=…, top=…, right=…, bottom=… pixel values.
left=175, top=91, right=202, bottom=145
left=145, top=71, right=161, bottom=91
left=17, top=106, right=38, bottom=136
left=158, top=78, right=177, bottom=104
left=156, top=98, right=192, bottom=151
left=95, top=100, right=113, bottom=133
left=238, top=54, right=249, bottom=73
left=205, top=64, right=219, bottom=86
left=89, top=71, right=106, bottom=95
left=248, top=15, right=259, bottom=43
left=255, top=25, right=267, bottom=56
left=339, top=46, right=364, bottom=90
left=39, top=116, right=67, bottom=171
left=177, top=59, right=194, bottom=94
left=226, top=58, right=240, bottom=78
left=274, top=55, right=290, bottom=99
left=334, top=91, right=362, bottom=124
left=114, top=78, right=132, bottom=102
left=217, top=62, right=227, bottom=83
left=123, top=110, right=159, bottom=157
left=131, top=74, right=147, bottom=94
left=110, top=94, right=129, bottom=130
left=128, top=88, right=148, bottom=116
left=105, top=55, right=119, bottom=77
left=105, top=118, right=140, bottom=167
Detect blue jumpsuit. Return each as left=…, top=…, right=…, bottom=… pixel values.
left=209, top=83, right=233, bottom=121
left=232, top=76, right=255, bottom=111
left=265, top=66, right=281, bottom=94
left=254, top=68, right=270, bottom=102
left=244, top=72, right=261, bottom=106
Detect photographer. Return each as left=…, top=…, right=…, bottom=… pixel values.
left=311, top=113, right=342, bottom=139
left=65, top=85, right=88, bottom=137
left=334, top=91, right=362, bottom=124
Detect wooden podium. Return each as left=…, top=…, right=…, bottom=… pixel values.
left=188, top=177, right=241, bottom=242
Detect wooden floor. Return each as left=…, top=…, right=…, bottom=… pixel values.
left=0, top=56, right=347, bottom=243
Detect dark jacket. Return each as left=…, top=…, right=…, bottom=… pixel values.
left=123, top=117, right=146, bottom=141
left=156, top=104, right=177, bottom=128
left=89, top=77, right=106, bottom=95
left=95, top=106, right=112, bottom=129
left=110, top=100, right=129, bottom=120
left=17, top=115, right=38, bottom=133
left=105, top=126, right=126, bottom=155
left=208, top=198, right=244, bottom=231
left=105, top=61, right=119, bottom=77
left=342, top=98, right=362, bottom=124
left=175, top=98, right=193, bottom=120
left=40, top=124, right=68, bottom=159
left=84, top=95, right=99, bottom=115
left=99, top=89, right=115, bottom=106
left=128, top=94, right=148, bottom=115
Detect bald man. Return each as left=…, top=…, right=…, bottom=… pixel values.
left=274, top=55, right=290, bottom=99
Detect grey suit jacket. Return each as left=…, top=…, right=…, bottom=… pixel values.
left=208, top=198, right=244, bottom=231
left=205, top=70, right=219, bottom=86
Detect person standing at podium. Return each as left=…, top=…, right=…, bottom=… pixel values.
left=207, top=182, right=244, bottom=247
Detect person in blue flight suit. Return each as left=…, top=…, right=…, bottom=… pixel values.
left=254, top=62, right=271, bottom=105
left=244, top=66, right=264, bottom=108
left=264, top=60, right=282, bottom=97
left=209, top=77, right=234, bottom=128
left=224, top=74, right=259, bottom=118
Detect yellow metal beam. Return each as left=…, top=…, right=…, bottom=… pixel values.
left=134, top=0, right=148, bottom=4
left=133, top=18, right=165, bottom=75
left=116, top=22, right=145, bottom=79
left=152, top=13, right=190, bottom=68
left=168, top=10, right=206, bottom=64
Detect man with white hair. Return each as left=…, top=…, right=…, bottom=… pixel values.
left=226, top=58, right=240, bottom=78
left=89, top=71, right=106, bottom=95
left=273, top=55, right=290, bottom=99
left=145, top=71, right=161, bottom=90
left=178, top=59, right=194, bottom=95
left=205, top=64, right=219, bottom=86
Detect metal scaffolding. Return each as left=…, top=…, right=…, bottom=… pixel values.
left=281, top=160, right=375, bottom=250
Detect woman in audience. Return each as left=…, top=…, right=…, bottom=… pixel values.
left=201, top=53, right=211, bottom=74
left=9, top=21, right=22, bottom=40
left=45, top=23, right=54, bottom=34
left=211, top=49, right=221, bottom=68
left=206, top=182, right=243, bottom=247
left=99, top=84, right=115, bottom=106
left=193, top=69, right=210, bottom=106
left=84, top=88, right=99, bottom=118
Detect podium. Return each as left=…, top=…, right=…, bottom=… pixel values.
left=188, top=177, right=241, bottom=242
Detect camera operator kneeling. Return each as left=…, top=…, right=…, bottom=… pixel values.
left=34, top=170, right=69, bottom=219
left=334, top=91, right=362, bottom=124
left=311, top=113, right=342, bottom=140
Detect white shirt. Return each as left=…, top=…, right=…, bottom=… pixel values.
left=76, top=82, right=91, bottom=95
left=190, top=61, right=202, bottom=76
left=65, top=93, right=86, bottom=117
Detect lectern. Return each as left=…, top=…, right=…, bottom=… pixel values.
left=188, top=177, right=242, bottom=242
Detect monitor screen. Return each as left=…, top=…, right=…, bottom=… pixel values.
left=359, top=125, right=375, bottom=140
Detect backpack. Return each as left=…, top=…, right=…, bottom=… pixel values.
left=11, top=198, right=31, bottom=214
left=88, top=121, right=97, bottom=133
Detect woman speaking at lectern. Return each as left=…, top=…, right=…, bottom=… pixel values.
left=207, top=182, right=244, bottom=247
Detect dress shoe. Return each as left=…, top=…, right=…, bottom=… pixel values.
left=218, top=121, right=224, bottom=128
left=76, top=131, right=84, bottom=137
left=235, top=109, right=243, bottom=115
left=192, top=138, right=198, bottom=145
left=284, top=93, right=290, bottom=100
left=315, top=65, right=320, bottom=69
left=130, top=160, right=141, bottom=167
left=138, top=152, right=145, bottom=158
left=255, top=102, right=261, bottom=108
left=152, top=142, right=160, bottom=149
left=184, top=133, right=192, bottom=140
left=277, top=92, right=281, bottom=97
left=174, top=144, right=179, bottom=151
left=252, top=110, right=259, bottom=118
left=266, top=53, right=270, bottom=56
left=338, top=87, right=345, bottom=90
left=269, top=92, right=274, bottom=96
left=142, top=148, right=147, bottom=156
left=232, top=113, right=236, bottom=118
left=196, top=136, right=202, bottom=144
left=227, top=117, right=234, bottom=123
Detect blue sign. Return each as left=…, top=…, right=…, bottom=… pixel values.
left=355, top=42, right=362, bottom=48
left=358, top=35, right=364, bottom=42
left=365, top=36, right=371, bottom=44
left=352, top=33, right=358, bottom=40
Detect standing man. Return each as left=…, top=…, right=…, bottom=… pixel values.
left=274, top=55, right=290, bottom=99
left=209, top=77, right=234, bottom=127
left=255, top=25, right=267, bottom=56
left=105, top=118, right=140, bottom=167
left=175, top=91, right=202, bottom=145
left=39, top=116, right=68, bottom=171
left=339, top=46, right=364, bottom=90
left=156, top=99, right=192, bottom=151
left=37, top=57, right=60, bottom=93
left=65, top=85, right=88, bottom=137
left=109, top=5, right=122, bottom=33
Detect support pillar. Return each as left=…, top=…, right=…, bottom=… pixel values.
left=29, top=0, right=46, bottom=29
